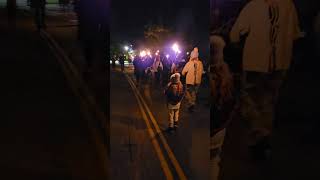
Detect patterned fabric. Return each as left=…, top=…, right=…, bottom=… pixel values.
left=210, top=128, right=226, bottom=180
left=240, top=71, right=286, bottom=138
left=268, top=4, right=280, bottom=72
left=168, top=106, right=180, bottom=128
left=185, top=84, right=200, bottom=107
left=230, top=0, right=301, bottom=72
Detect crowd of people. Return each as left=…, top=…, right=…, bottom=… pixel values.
left=129, top=47, right=204, bottom=132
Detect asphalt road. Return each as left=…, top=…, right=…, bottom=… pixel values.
left=110, top=67, right=210, bottom=179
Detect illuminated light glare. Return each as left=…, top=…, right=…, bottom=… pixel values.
left=124, top=46, right=129, bottom=51
left=172, top=43, right=179, bottom=53
left=166, top=54, right=170, bottom=59
left=186, top=52, right=189, bottom=55
left=140, top=50, right=147, bottom=57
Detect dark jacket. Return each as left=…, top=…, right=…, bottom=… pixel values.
left=76, top=0, right=107, bottom=42
left=165, top=82, right=184, bottom=105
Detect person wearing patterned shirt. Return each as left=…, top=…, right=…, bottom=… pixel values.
left=230, top=0, right=303, bottom=159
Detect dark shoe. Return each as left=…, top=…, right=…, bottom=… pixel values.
left=174, top=122, right=179, bottom=129
left=249, top=136, right=271, bottom=161
left=188, top=105, right=194, bottom=113
left=166, top=127, right=175, bottom=133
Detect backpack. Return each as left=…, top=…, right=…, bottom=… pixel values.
left=165, top=82, right=184, bottom=105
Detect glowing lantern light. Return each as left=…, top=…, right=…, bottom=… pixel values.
left=140, top=50, right=147, bottom=57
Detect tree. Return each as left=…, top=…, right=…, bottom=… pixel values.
left=110, top=41, right=121, bottom=59
left=144, top=24, right=172, bottom=50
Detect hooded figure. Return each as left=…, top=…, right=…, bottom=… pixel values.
left=165, top=73, right=184, bottom=131
left=182, top=47, right=204, bottom=85
left=182, top=47, right=204, bottom=112
left=30, top=0, right=46, bottom=30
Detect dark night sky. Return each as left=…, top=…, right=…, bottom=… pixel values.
left=111, top=0, right=210, bottom=61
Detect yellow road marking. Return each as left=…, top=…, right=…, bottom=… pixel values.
left=126, top=74, right=174, bottom=180
left=125, top=74, right=188, bottom=180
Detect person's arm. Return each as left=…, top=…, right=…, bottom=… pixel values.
left=181, top=62, right=189, bottom=76
left=230, top=3, right=252, bottom=43
left=171, top=63, right=175, bottom=73
left=164, top=83, right=171, bottom=95
left=200, top=61, right=204, bottom=75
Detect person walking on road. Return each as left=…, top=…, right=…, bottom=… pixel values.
left=170, top=60, right=179, bottom=75
left=162, top=56, right=172, bottom=86
left=133, top=56, right=142, bottom=86
left=182, top=47, right=204, bottom=113
left=230, top=0, right=302, bottom=159
left=30, top=0, right=46, bottom=31
left=7, top=0, right=16, bottom=27
left=165, top=73, right=185, bottom=132
left=119, top=54, right=125, bottom=72
left=152, top=55, right=163, bottom=86
left=74, top=0, right=107, bottom=76
left=210, top=35, right=236, bottom=180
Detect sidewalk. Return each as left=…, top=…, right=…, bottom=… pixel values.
left=0, top=9, right=107, bottom=179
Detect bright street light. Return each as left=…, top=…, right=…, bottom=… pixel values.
left=140, top=50, right=146, bottom=57
left=172, top=43, right=179, bottom=53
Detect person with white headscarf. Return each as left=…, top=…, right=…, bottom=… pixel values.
left=230, top=0, right=302, bottom=159
left=210, top=35, right=235, bottom=180
left=182, top=47, right=204, bottom=112
left=164, top=73, right=185, bottom=132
